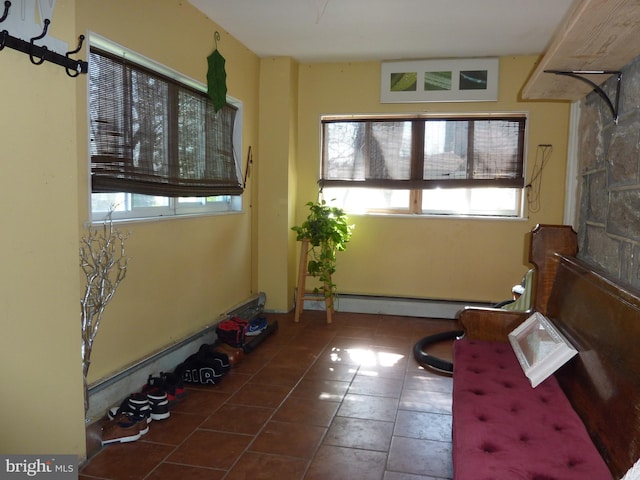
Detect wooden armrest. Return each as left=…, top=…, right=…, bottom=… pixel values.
left=456, top=307, right=531, bottom=342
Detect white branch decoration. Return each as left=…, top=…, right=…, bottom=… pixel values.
left=79, top=211, right=129, bottom=414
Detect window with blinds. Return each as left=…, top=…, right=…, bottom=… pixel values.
left=89, top=48, right=243, bottom=198
left=320, top=114, right=526, bottom=217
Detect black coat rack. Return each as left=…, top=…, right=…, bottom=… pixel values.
left=0, top=0, right=87, bottom=77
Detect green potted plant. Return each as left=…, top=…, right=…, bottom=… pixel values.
left=292, top=199, right=354, bottom=306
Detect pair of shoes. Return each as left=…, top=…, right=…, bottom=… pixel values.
left=109, top=386, right=170, bottom=423
left=143, top=372, right=187, bottom=408
left=174, top=344, right=231, bottom=385
left=101, top=412, right=148, bottom=446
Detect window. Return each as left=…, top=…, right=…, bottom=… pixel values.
left=88, top=34, right=243, bottom=221
left=320, top=114, right=526, bottom=217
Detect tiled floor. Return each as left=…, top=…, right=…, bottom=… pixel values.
left=80, top=310, right=460, bottom=480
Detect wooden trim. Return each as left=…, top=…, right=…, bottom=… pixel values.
left=528, top=224, right=578, bottom=315
left=522, top=0, right=640, bottom=100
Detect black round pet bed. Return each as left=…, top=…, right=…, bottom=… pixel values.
left=413, top=330, right=465, bottom=374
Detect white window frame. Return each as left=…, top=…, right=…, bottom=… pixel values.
left=87, top=33, right=243, bottom=223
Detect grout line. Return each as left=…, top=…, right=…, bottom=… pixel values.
left=84, top=313, right=456, bottom=479
left=220, top=316, right=344, bottom=479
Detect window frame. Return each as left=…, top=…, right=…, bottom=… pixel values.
left=320, top=112, right=527, bottom=218
left=87, top=33, right=243, bottom=223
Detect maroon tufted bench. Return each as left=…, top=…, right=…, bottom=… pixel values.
left=454, top=225, right=640, bottom=480
left=452, top=337, right=612, bottom=480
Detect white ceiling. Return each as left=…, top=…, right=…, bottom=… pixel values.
left=188, top=0, right=576, bottom=63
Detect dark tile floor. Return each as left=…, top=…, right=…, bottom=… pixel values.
left=80, top=310, right=460, bottom=480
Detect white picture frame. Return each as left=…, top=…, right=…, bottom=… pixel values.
left=508, top=312, right=578, bottom=388
left=380, top=58, right=499, bottom=103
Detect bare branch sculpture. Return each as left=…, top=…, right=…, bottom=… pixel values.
left=80, top=211, right=129, bottom=415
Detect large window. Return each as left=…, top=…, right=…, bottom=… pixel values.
left=321, top=114, right=526, bottom=217
left=88, top=35, right=243, bottom=221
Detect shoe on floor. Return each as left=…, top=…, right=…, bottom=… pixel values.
left=197, top=344, right=231, bottom=373
left=108, top=393, right=151, bottom=424
left=245, top=316, right=268, bottom=336
left=142, top=375, right=171, bottom=420
left=160, top=371, right=188, bottom=405
left=101, top=413, right=146, bottom=445
left=174, top=345, right=226, bottom=385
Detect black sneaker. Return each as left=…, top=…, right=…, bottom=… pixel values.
left=142, top=375, right=171, bottom=420
left=175, top=345, right=226, bottom=385
left=108, top=393, right=151, bottom=425
left=160, top=371, right=188, bottom=405
left=205, top=349, right=231, bottom=374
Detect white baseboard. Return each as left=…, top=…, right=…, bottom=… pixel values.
left=85, top=328, right=217, bottom=423
left=86, top=293, right=487, bottom=422
left=86, top=293, right=265, bottom=423
left=301, top=294, right=491, bottom=319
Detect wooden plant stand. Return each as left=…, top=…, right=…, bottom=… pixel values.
left=294, top=239, right=333, bottom=324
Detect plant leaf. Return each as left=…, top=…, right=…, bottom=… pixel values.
left=292, top=199, right=354, bottom=303
left=207, top=49, right=227, bottom=112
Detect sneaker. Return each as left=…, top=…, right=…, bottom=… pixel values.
left=174, top=345, right=227, bottom=385
left=142, top=375, right=171, bottom=420
left=160, top=371, right=188, bottom=405
left=245, top=316, right=268, bottom=336
left=146, top=389, right=171, bottom=421
left=197, top=344, right=231, bottom=373
left=132, top=413, right=150, bottom=436
left=101, top=413, right=143, bottom=445
left=108, top=393, right=151, bottom=424
left=206, top=350, right=231, bottom=373
left=141, top=372, right=187, bottom=407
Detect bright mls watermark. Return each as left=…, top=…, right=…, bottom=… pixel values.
left=1, top=456, right=77, bottom=479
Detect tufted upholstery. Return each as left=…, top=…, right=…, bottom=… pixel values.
left=452, top=338, right=612, bottom=480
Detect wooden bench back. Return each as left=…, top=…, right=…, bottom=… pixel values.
left=528, top=224, right=578, bottom=315
left=530, top=225, right=640, bottom=479
left=548, top=255, right=640, bottom=479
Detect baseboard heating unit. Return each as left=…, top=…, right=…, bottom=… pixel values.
left=86, top=293, right=265, bottom=424
left=300, top=294, right=491, bottom=319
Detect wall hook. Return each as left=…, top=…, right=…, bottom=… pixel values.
left=29, top=18, right=50, bottom=65
left=0, top=3, right=87, bottom=75
left=214, top=30, right=220, bottom=50
left=65, top=34, right=85, bottom=77
left=0, top=1, right=10, bottom=24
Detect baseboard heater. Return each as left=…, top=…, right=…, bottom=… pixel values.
left=86, top=292, right=265, bottom=423
left=300, top=293, right=491, bottom=319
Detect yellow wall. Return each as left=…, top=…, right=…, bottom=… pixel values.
left=0, top=0, right=571, bottom=460
left=0, top=0, right=86, bottom=457
left=75, top=0, right=260, bottom=385
left=1, top=0, right=260, bottom=460
left=257, top=57, right=299, bottom=311
left=296, top=56, right=570, bottom=303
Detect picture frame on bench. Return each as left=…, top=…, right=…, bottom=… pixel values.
left=508, top=312, right=578, bottom=387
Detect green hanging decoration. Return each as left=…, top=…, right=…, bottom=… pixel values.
left=207, top=31, right=227, bottom=113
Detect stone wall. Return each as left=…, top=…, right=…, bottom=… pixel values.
left=577, top=55, right=640, bottom=289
